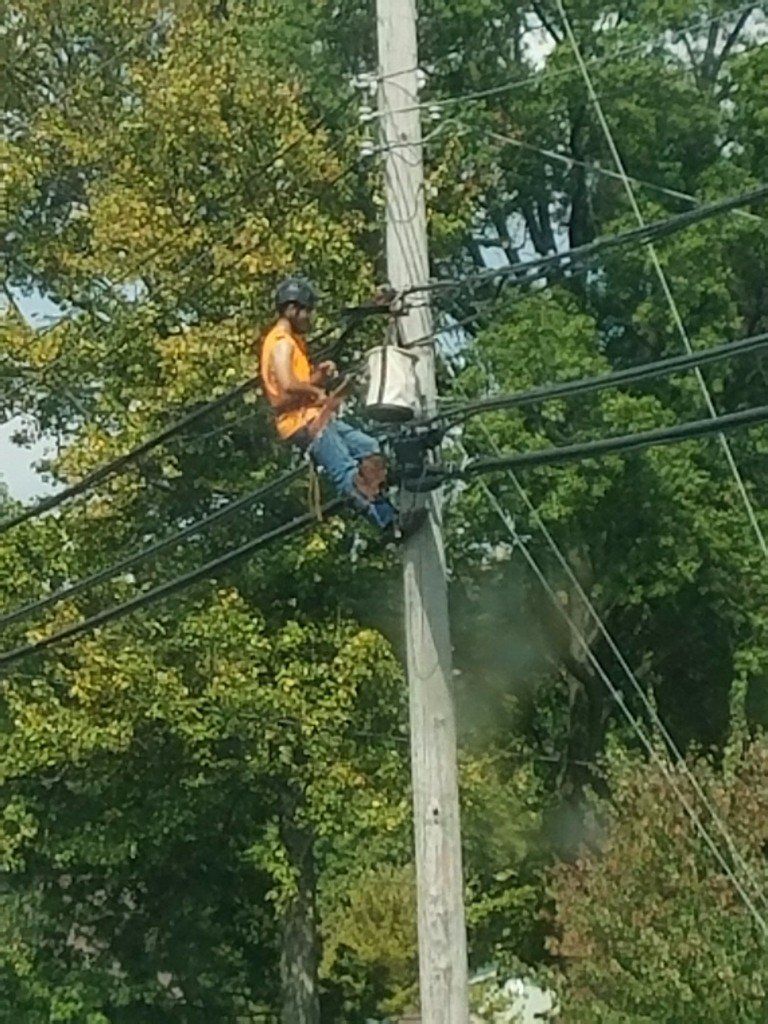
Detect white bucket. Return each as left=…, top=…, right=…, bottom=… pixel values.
left=363, top=345, right=419, bottom=422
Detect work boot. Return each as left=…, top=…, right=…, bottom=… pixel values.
left=381, top=507, right=428, bottom=545
left=364, top=495, right=398, bottom=531
left=357, top=454, right=388, bottom=498
left=396, top=507, right=428, bottom=541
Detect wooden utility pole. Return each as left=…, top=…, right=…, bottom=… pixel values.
left=376, top=2, right=470, bottom=1022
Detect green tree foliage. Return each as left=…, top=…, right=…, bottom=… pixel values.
left=548, top=739, right=768, bottom=1023
left=0, top=593, right=409, bottom=1020
left=319, top=753, right=545, bottom=1017
left=1, top=3, right=403, bottom=1018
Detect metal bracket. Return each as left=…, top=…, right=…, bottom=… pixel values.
left=338, top=286, right=412, bottom=322
left=391, top=429, right=447, bottom=492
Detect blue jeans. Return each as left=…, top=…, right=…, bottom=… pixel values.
left=292, top=420, right=396, bottom=529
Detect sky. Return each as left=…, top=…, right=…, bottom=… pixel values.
left=2, top=290, right=62, bottom=501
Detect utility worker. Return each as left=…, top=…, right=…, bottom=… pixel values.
left=260, top=276, right=425, bottom=538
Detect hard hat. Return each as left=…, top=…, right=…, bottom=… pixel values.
left=275, top=276, right=317, bottom=311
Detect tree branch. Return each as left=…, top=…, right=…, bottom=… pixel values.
left=536, top=195, right=557, bottom=253
left=532, top=1, right=563, bottom=45
left=712, top=7, right=756, bottom=79
left=702, top=18, right=721, bottom=82
left=520, top=199, right=543, bottom=255
left=490, top=207, right=518, bottom=265
left=681, top=34, right=703, bottom=90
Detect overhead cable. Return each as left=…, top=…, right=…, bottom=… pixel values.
left=0, top=379, right=259, bottom=536
left=0, top=467, right=305, bottom=631
left=11, top=114, right=759, bottom=538
left=486, top=132, right=765, bottom=224
left=396, top=206, right=768, bottom=926
left=417, top=330, right=768, bottom=429
left=402, top=183, right=768, bottom=297
left=473, top=462, right=768, bottom=934
left=0, top=499, right=344, bottom=669
left=413, top=404, right=768, bottom=486
left=0, top=294, right=388, bottom=537
left=444, top=353, right=768, bottom=925
left=390, top=108, right=768, bottom=934
left=554, top=0, right=768, bottom=559
left=370, top=3, right=760, bottom=121
left=390, top=194, right=768, bottom=930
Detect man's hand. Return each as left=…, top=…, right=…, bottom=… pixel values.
left=316, top=359, right=337, bottom=380
left=373, top=285, right=397, bottom=308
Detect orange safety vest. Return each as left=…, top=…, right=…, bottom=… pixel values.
left=260, top=324, right=323, bottom=440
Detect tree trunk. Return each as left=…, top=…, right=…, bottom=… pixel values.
left=279, top=813, right=321, bottom=1024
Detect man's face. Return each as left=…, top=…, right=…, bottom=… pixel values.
left=285, top=302, right=315, bottom=335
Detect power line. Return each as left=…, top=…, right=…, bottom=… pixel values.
left=393, top=195, right=768, bottom=936
left=554, top=0, right=768, bottom=560
left=370, top=3, right=761, bottom=121
left=441, top=322, right=768, bottom=926
left=470, top=468, right=768, bottom=934
left=486, top=131, right=765, bottom=224
left=368, top=147, right=766, bottom=358
left=511, top=467, right=768, bottom=911
left=8, top=94, right=759, bottom=535
left=385, top=205, right=765, bottom=362
left=0, top=294, right=388, bottom=538
left=0, top=378, right=259, bottom=536
left=387, top=182, right=768, bottom=930
left=2, top=105, right=382, bottom=537
left=0, top=499, right=344, bottom=669
left=402, top=183, right=768, bottom=298
left=414, top=403, right=768, bottom=486
left=0, top=467, right=305, bottom=631
left=382, top=64, right=768, bottom=934
left=378, top=193, right=768, bottom=401
left=382, top=188, right=766, bottom=355
left=416, top=330, right=768, bottom=429
left=444, top=345, right=768, bottom=919
left=178, top=409, right=259, bottom=445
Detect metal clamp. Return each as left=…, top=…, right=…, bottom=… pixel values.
left=391, top=428, right=447, bottom=492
